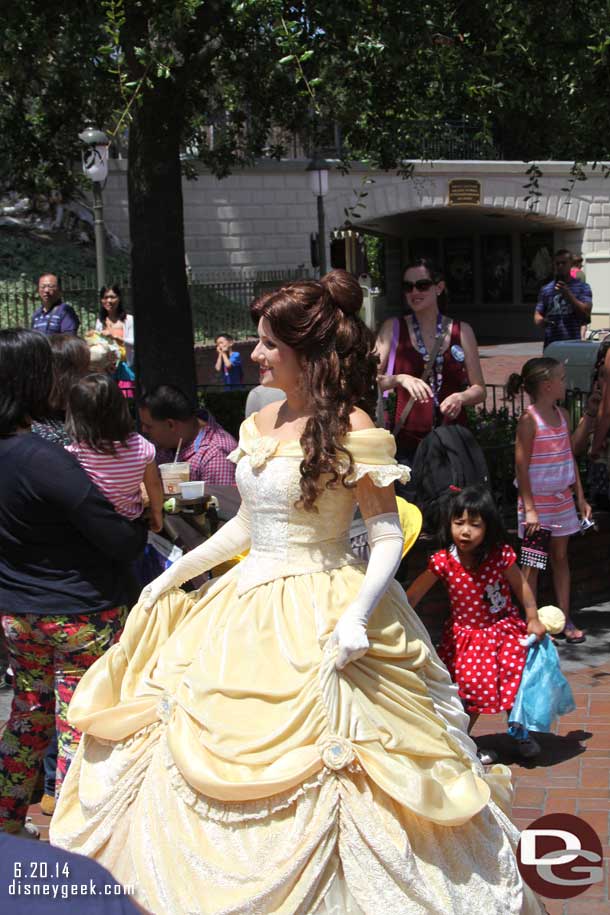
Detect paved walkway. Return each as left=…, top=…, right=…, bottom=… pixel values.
left=472, top=655, right=610, bottom=914
left=479, top=341, right=543, bottom=386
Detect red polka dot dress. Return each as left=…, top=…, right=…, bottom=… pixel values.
left=429, top=544, right=528, bottom=715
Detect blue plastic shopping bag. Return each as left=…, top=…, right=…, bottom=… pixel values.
left=509, top=635, right=575, bottom=734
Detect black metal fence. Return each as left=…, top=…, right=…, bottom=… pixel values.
left=402, top=120, right=501, bottom=161
left=0, top=268, right=310, bottom=343
left=0, top=275, right=104, bottom=334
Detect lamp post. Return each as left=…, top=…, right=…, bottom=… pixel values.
left=307, top=155, right=329, bottom=276
left=78, top=126, right=110, bottom=290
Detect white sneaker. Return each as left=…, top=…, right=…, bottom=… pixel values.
left=516, top=736, right=541, bottom=759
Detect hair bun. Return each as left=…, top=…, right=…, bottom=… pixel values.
left=321, top=269, right=363, bottom=316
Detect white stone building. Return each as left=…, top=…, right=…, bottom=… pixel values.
left=103, top=158, right=610, bottom=341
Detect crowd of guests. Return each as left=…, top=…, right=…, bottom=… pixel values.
left=0, top=257, right=602, bottom=848
left=0, top=329, right=147, bottom=838
left=0, top=335, right=238, bottom=841
left=28, top=272, right=238, bottom=488
left=0, top=274, right=242, bottom=843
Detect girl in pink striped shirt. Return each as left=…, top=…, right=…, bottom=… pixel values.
left=509, top=357, right=591, bottom=643
left=66, top=374, right=163, bottom=532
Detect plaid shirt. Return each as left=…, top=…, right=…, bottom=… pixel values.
left=156, top=414, right=238, bottom=486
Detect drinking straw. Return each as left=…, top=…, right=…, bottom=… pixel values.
left=174, top=438, right=183, bottom=463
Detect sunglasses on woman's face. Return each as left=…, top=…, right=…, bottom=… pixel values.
left=402, top=279, right=435, bottom=293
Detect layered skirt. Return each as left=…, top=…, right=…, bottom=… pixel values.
left=51, top=565, right=544, bottom=915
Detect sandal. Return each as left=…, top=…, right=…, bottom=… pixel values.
left=562, top=622, right=586, bottom=644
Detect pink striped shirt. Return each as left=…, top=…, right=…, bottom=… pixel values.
left=67, top=432, right=156, bottom=519
left=526, top=404, right=575, bottom=495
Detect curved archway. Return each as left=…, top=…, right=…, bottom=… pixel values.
left=326, top=175, right=587, bottom=342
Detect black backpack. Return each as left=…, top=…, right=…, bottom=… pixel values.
left=410, top=425, right=490, bottom=535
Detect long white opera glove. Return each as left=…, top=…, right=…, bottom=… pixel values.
left=330, top=512, right=403, bottom=670
left=139, top=505, right=251, bottom=611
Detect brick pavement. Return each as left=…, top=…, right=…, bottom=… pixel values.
left=472, top=658, right=610, bottom=914
left=479, top=341, right=543, bottom=412
left=479, top=342, right=543, bottom=387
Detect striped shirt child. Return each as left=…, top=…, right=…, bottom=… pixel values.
left=67, top=432, right=156, bottom=520
left=517, top=404, right=580, bottom=538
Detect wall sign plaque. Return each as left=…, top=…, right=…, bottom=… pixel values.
left=448, top=179, right=481, bottom=205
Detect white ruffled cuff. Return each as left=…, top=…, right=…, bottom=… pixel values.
left=346, top=461, right=410, bottom=487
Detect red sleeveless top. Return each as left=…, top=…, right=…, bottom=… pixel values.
left=394, top=317, right=468, bottom=453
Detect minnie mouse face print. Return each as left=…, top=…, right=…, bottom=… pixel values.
left=483, top=581, right=507, bottom=614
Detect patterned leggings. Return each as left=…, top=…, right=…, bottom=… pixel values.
left=0, top=607, right=126, bottom=833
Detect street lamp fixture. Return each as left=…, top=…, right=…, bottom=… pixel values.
left=79, top=126, right=110, bottom=289
left=307, top=155, right=329, bottom=276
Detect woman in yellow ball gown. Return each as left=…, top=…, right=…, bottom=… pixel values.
left=52, top=271, right=544, bottom=915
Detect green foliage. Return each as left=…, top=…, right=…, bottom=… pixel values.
left=5, top=3, right=610, bottom=204
left=268, top=1, right=610, bottom=169
left=0, top=2, right=115, bottom=199
left=468, top=407, right=519, bottom=520
left=190, top=285, right=254, bottom=343
left=5, top=1, right=610, bottom=397
left=363, top=235, right=385, bottom=290
left=0, top=230, right=129, bottom=282
left=468, top=406, right=518, bottom=449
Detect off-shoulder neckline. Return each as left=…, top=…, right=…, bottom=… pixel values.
left=249, top=412, right=386, bottom=444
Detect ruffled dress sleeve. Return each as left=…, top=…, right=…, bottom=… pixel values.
left=343, top=428, right=410, bottom=488
left=427, top=549, right=449, bottom=581
left=230, top=417, right=410, bottom=488
left=500, top=543, right=517, bottom=569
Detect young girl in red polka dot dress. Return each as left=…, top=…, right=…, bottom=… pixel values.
left=408, top=485, right=546, bottom=764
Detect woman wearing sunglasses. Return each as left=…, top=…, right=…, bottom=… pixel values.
left=377, top=258, right=485, bottom=475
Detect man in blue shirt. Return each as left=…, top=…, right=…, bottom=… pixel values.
left=534, top=250, right=592, bottom=348
left=31, top=274, right=80, bottom=335
left=214, top=333, right=243, bottom=387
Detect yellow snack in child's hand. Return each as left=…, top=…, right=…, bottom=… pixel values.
left=537, top=605, right=566, bottom=634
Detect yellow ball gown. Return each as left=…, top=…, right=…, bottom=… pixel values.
left=51, top=417, right=544, bottom=915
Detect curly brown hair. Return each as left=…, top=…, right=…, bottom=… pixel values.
left=250, top=269, right=378, bottom=511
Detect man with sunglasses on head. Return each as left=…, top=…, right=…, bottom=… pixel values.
left=31, top=273, right=80, bottom=336
left=534, top=249, right=592, bottom=349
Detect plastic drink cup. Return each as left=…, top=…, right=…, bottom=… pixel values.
left=159, top=462, right=190, bottom=495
